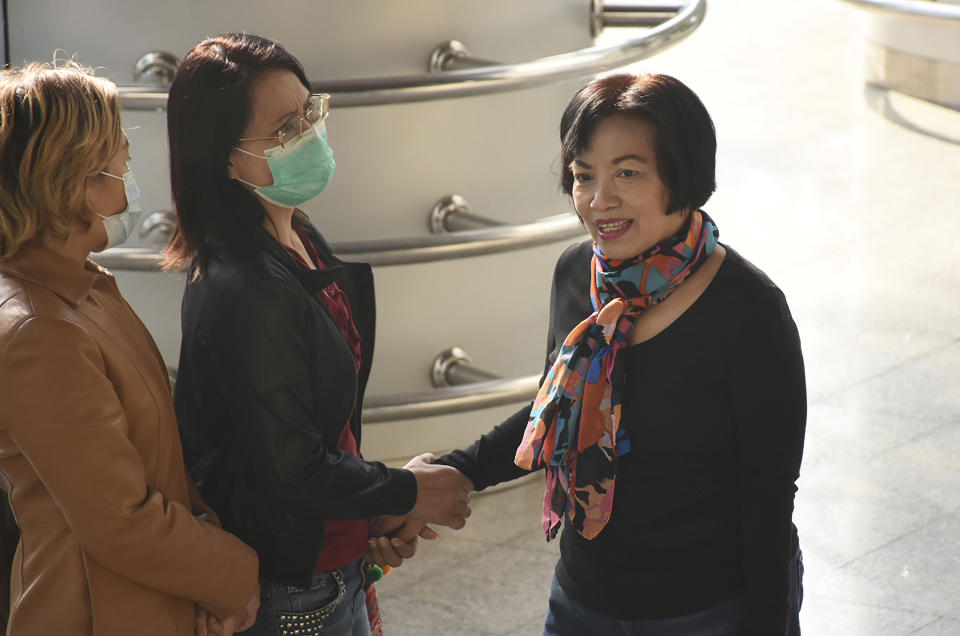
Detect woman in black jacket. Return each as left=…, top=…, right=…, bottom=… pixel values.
left=162, top=33, right=471, bottom=636
left=436, top=73, right=806, bottom=635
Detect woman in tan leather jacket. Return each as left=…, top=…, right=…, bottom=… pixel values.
left=0, top=62, right=260, bottom=635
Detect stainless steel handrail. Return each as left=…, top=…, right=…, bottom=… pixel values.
left=593, top=1, right=689, bottom=32
left=117, top=0, right=706, bottom=110
left=430, top=346, right=501, bottom=387
left=836, top=0, right=960, bottom=19
left=133, top=194, right=512, bottom=249
left=92, top=211, right=587, bottom=270
left=363, top=374, right=540, bottom=423
left=300, top=210, right=586, bottom=266
left=363, top=348, right=541, bottom=424
left=429, top=195, right=505, bottom=233
left=166, top=347, right=542, bottom=425
left=93, top=247, right=168, bottom=271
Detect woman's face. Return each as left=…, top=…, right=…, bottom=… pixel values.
left=569, top=114, right=688, bottom=260
left=228, top=69, right=310, bottom=194
left=83, top=136, right=131, bottom=249
left=85, top=136, right=130, bottom=216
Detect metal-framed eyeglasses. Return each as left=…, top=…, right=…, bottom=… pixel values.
left=237, top=93, right=330, bottom=149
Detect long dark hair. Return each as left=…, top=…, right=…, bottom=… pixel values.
left=161, top=33, right=310, bottom=272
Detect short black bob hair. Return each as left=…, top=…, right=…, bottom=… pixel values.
left=559, top=73, right=716, bottom=215
left=162, top=33, right=310, bottom=272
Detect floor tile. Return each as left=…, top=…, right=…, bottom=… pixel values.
left=802, top=403, right=946, bottom=466
left=795, top=455, right=946, bottom=572
left=800, top=596, right=937, bottom=636
left=379, top=598, right=500, bottom=636
left=452, top=476, right=550, bottom=548
left=375, top=532, right=494, bottom=590
left=378, top=480, right=557, bottom=633
left=907, top=617, right=960, bottom=635
left=869, top=421, right=960, bottom=514
left=823, top=343, right=960, bottom=424
left=386, top=544, right=556, bottom=636
left=799, top=328, right=949, bottom=403
left=811, top=515, right=960, bottom=618
left=503, top=616, right=547, bottom=636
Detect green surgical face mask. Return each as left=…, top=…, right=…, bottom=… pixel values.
left=234, top=121, right=336, bottom=207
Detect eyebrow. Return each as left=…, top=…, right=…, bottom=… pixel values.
left=271, top=96, right=312, bottom=129
left=613, top=153, right=648, bottom=164
left=571, top=153, right=649, bottom=170
left=271, top=108, right=299, bottom=128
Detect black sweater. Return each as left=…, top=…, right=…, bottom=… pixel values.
left=437, top=240, right=806, bottom=635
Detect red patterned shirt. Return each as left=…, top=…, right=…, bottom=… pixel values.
left=283, top=231, right=369, bottom=572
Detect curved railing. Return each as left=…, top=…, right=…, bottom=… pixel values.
left=334, top=212, right=585, bottom=266
left=836, top=0, right=960, bottom=19
left=93, top=209, right=586, bottom=271
left=363, top=374, right=540, bottom=423
left=167, top=347, right=541, bottom=424
left=365, top=347, right=540, bottom=423
left=117, top=0, right=706, bottom=109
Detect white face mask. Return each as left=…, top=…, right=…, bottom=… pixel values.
left=94, top=169, right=143, bottom=252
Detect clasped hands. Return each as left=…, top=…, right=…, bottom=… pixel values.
left=194, top=454, right=472, bottom=635
left=366, top=453, right=474, bottom=569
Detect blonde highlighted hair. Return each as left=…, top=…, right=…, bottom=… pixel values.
left=0, top=60, right=124, bottom=258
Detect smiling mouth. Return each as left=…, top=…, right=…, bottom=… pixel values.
left=596, top=219, right=633, bottom=235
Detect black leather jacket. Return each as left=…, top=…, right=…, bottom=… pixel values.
left=174, top=219, right=417, bottom=587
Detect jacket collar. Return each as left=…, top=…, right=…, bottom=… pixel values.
left=203, top=215, right=361, bottom=293
left=254, top=220, right=347, bottom=294
left=0, top=241, right=104, bottom=306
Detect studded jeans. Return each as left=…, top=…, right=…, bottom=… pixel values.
left=244, top=559, right=371, bottom=636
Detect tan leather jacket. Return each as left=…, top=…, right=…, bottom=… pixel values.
left=0, top=243, right=258, bottom=635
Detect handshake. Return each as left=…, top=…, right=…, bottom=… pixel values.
left=366, top=452, right=474, bottom=569
left=194, top=453, right=474, bottom=635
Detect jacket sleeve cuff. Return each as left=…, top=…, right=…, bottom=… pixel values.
left=386, top=467, right=419, bottom=515
left=203, top=541, right=260, bottom=620
left=433, top=450, right=485, bottom=491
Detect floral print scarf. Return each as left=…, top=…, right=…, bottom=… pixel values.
left=515, top=210, right=719, bottom=540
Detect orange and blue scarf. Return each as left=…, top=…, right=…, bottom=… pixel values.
left=515, top=210, right=719, bottom=540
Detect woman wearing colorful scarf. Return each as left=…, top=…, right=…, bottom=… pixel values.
left=436, top=73, right=806, bottom=635
left=163, top=34, right=472, bottom=636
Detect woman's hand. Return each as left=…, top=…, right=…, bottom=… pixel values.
left=366, top=515, right=440, bottom=567
left=404, top=453, right=474, bottom=529
left=368, top=515, right=413, bottom=567
left=195, top=605, right=210, bottom=636
left=204, top=586, right=260, bottom=635
left=369, top=514, right=407, bottom=538
left=206, top=612, right=237, bottom=636
left=392, top=516, right=440, bottom=543
left=366, top=534, right=415, bottom=568
left=235, top=587, right=260, bottom=632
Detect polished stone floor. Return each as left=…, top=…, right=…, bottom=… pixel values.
left=376, top=1, right=960, bottom=634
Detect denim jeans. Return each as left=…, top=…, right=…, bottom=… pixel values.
left=244, top=559, right=371, bottom=636
left=544, top=549, right=804, bottom=636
